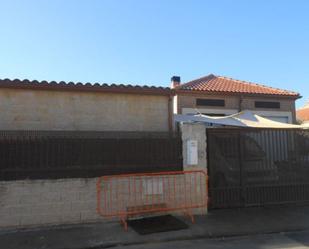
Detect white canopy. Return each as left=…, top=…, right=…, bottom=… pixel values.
left=174, top=110, right=301, bottom=129
left=300, top=122, right=309, bottom=129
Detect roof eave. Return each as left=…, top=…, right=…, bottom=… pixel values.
left=0, top=81, right=172, bottom=96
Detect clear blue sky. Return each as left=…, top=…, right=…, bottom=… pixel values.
left=0, top=0, right=308, bottom=108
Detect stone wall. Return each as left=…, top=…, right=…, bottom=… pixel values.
left=0, top=172, right=207, bottom=229
left=0, top=178, right=101, bottom=229
left=0, top=88, right=170, bottom=131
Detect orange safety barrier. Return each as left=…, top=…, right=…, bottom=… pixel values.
left=96, top=170, right=208, bottom=231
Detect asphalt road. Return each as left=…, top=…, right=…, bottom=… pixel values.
left=113, top=231, right=309, bottom=249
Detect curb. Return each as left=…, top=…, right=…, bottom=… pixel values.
left=79, top=227, right=309, bottom=249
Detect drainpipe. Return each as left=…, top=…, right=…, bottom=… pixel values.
left=168, top=76, right=181, bottom=132
left=168, top=95, right=173, bottom=132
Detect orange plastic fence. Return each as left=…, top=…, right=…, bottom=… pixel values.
left=96, top=170, right=208, bottom=231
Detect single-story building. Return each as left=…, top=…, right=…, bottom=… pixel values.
left=172, top=74, right=300, bottom=124
left=0, top=75, right=301, bottom=132
left=0, top=74, right=300, bottom=132
left=0, top=79, right=173, bottom=131
left=0, top=74, right=304, bottom=229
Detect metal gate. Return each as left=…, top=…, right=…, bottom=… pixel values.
left=207, top=128, right=309, bottom=208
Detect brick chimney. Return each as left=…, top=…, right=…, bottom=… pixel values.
left=171, top=76, right=181, bottom=89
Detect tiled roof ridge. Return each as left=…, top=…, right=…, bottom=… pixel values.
left=0, top=78, right=170, bottom=91
left=177, top=74, right=299, bottom=97
left=216, top=75, right=298, bottom=95
left=175, top=74, right=215, bottom=89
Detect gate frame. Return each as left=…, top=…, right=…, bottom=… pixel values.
left=206, top=127, right=307, bottom=209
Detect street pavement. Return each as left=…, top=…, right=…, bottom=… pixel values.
left=114, top=231, right=309, bottom=249
left=2, top=205, right=309, bottom=249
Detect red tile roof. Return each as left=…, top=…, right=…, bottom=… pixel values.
left=297, top=108, right=309, bottom=122
left=0, top=78, right=171, bottom=96
left=176, top=74, right=300, bottom=97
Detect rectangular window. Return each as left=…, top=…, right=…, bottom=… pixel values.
left=202, top=113, right=226, bottom=117
left=196, top=99, right=225, bottom=107
left=255, top=101, right=280, bottom=109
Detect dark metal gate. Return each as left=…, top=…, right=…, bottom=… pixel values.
left=207, top=128, right=309, bottom=208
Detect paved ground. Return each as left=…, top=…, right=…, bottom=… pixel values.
left=114, top=231, right=309, bottom=249
left=2, top=205, right=309, bottom=249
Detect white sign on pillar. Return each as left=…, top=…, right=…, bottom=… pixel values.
left=186, top=140, right=198, bottom=165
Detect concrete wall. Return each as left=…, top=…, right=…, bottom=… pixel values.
left=180, top=123, right=207, bottom=214
left=0, top=88, right=169, bottom=131
left=180, top=123, right=207, bottom=172
left=0, top=178, right=101, bottom=229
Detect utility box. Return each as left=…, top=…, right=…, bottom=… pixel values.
left=186, top=140, right=198, bottom=165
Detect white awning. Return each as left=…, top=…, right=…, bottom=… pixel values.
left=174, top=110, right=301, bottom=129
left=300, top=122, right=309, bottom=129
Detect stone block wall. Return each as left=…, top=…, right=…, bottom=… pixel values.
left=0, top=178, right=101, bottom=229
left=0, top=88, right=170, bottom=131
left=0, top=172, right=207, bottom=229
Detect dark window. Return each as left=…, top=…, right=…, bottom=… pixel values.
left=196, top=99, right=225, bottom=107
left=202, top=113, right=226, bottom=117
left=255, top=101, right=280, bottom=109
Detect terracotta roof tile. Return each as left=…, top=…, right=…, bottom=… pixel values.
left=297, top=108, right=309, bottom=122
left=0, top=78, right=171, bottom=95
left=176, top=74, right=300, bottom=97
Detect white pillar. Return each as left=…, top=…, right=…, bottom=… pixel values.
left=180, top=123, right=208, bottom=215
left=180, top=123, right=207, bottom=172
